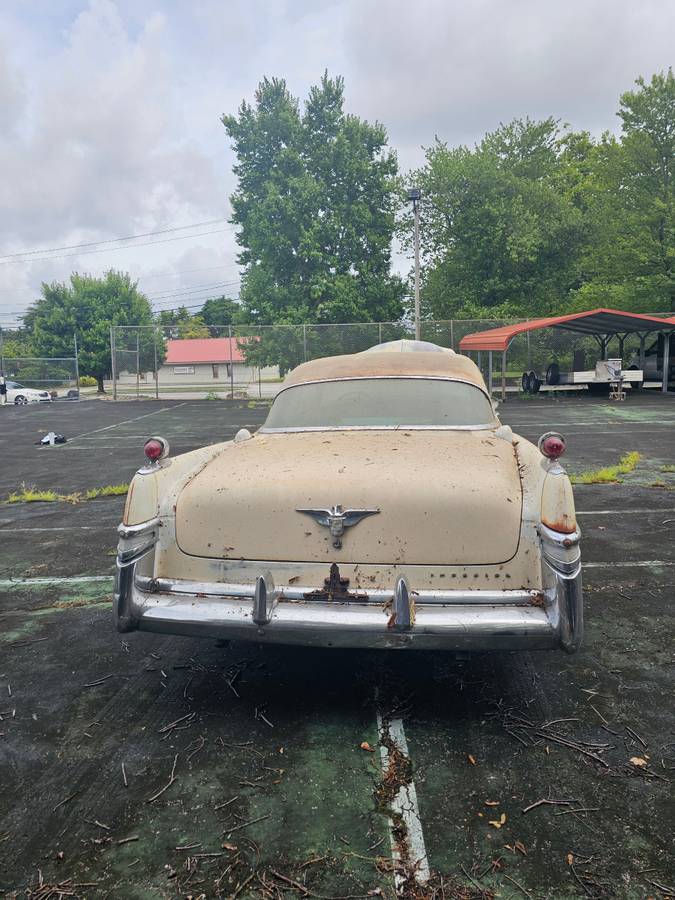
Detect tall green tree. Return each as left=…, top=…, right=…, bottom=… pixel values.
left=404, top=118, right=588, bottom=320
left=200, top=296, right=244, bottom=334
left=222, top=74, right=405, bottom=329
left=23, top=270, right=154, bottom=392
left=574, top=69, right=675, bottom=311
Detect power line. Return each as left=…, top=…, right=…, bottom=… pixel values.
left=0, top=228, right=233, bottom=266
left=137, top=263, right=241, bottom=283
left=146, top=279, right=242, bottom=301
left=0, top=218, right=232, bottom=260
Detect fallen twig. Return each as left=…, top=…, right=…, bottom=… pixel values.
left=270, top=868, right=310, bottom=895
left=146, top=754, right=178, bottom=803
left=52, top=791, right=78, bottom=812
left=83, top=674, right=113, bottom=687
left=625, top=725, right=647, bottom=748
left=502, top=872, right=531, bottom=896
left=522, top=797, right=579, bottom=814
left=224, top=813, right=271, bottom=835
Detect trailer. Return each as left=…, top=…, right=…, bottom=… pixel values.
left=521, top=359, right=644, bottom=395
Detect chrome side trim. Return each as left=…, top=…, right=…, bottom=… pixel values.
left=260, top=424, right=497, bottom=433
left=538, top=524, right=582, bottom=577
left=117, top=518, right=160, bottom=566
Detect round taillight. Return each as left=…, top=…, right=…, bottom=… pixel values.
left=538, top=431, right=566, bottom=460
left=144, top=436, right=168, bottom=462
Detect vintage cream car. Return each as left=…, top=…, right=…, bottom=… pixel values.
left=115, top=341, right=582, bottom=652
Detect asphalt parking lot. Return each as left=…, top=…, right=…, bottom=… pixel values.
left=1, top=395, right=674, bottom=899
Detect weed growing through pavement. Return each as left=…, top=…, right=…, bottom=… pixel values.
left=570, top=451, right=641, bottom=484
left=6, top=482, right=128, bottom=504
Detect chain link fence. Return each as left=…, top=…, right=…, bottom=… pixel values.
left=109, top=317, right=673, bottom=400
left=0, top=356, right=80, bottom=401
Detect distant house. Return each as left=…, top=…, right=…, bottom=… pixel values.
left=158, top=337, right=278, bottom=387
left=115, top=337, right=279, bottom=392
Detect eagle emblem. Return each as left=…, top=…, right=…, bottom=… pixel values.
left=296, top=504, right=380, bottom=549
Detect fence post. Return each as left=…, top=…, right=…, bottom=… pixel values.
left=0, top=324, right=5, bottom=376
left=303, top=324, right=307, bottom=361
left=74, top=333, right=80, bottom=396
left=378, top=322, right=382, bottom=344
left=229, top=325, right=234, bottom=398
left=662, top=332, right=671, bottom=393
left=450, top=319, right=454, bottom=351
left=501, top=349, right=507, bottom=402
left=110, top=326, right=117, bottom=401
left=154, top=327, right=159, bottom=400
left=136, top=333, right=140, bottom=399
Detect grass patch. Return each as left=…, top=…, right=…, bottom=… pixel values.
left=84, top=483, right=129, bottom=500
left=7, top=486, right=60, bottom=503
left=659, top=464, right=675, bottom=473
left=570, top=451, right=641, bottom=485
left=6, top=482, right=128, bottom=504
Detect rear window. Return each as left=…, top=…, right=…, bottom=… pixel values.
left=263, top=378, right=496, bottom=429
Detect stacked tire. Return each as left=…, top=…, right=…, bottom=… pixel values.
left=521, top=371, right=541, bottom=394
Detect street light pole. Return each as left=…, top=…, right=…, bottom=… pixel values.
left=407, top=188, right=422, bottom=340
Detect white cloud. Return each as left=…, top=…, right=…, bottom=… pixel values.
left=0, top=0, right=672, bottom=322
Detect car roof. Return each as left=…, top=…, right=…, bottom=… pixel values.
left=283, top=342, right=487, bottom=391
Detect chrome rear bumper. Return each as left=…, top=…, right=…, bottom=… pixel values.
left=114, top=543, right=582, bottom=653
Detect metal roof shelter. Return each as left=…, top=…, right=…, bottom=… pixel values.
left=458, top=307, right=675, bottom=399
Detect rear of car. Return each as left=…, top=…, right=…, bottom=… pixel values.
left=114, top=345, right=582, bottom=653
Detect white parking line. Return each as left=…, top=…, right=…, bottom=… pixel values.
left=0, top=575, right=113, bottom=588
left=0, top=525, right=117, bottom=532
left=376, top=709, right=430, bottom=886
left=581, top=560, right=675, bottom=568
left=577, top=508, right=675, bottom=516
left=511, top=419, right=675, bottom=428
left=60, top=403, right=186, bottom=443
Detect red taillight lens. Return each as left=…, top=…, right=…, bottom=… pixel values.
left=144, top=438, right=165, bottom=462
left=538, top=432, right=566, bottom=460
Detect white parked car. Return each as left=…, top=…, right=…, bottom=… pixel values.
left=115, top=340, right=582, bottom=653
left=4, top=381, right=52, bottom=404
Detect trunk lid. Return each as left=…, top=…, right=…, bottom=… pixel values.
left=175, top=430, right=522, bottom=566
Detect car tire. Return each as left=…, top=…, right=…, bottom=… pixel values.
left=521, top=372, right=529, bottom=393
left=526, top=371, right=537, bottom=393
left=14, top=395, right=28, bottom=405
left=531, top=376, right=542, bottom=394
left=546, top=362, right=560, bottom=385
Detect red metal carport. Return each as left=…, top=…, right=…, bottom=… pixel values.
left=458, top=307, right=674, bottom=399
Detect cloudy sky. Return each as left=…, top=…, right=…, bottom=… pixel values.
left=0, top=0, right=672, bottom=325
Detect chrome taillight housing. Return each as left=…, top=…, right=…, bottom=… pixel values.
left=143, top=435, right=170, bottom=463
left=538, top=431, right=566, bottom=460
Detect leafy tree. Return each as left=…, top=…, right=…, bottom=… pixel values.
left=157, top=306, right=210, bottom=338
left=222, top=73, right=405, bottom=350
left=403, top=118, right=588, bottom=320
left=574, top=69, right=675, bottom=311
left=0, top=327, right=34, bottom=361
left=23, top=270, right=154, bottom=392
left=200, top=296, right=243, bottom=330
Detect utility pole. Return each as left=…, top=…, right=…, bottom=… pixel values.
left=407, top=188, right=422, bottom=340
left=73, top=333, right=80, bottom=396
